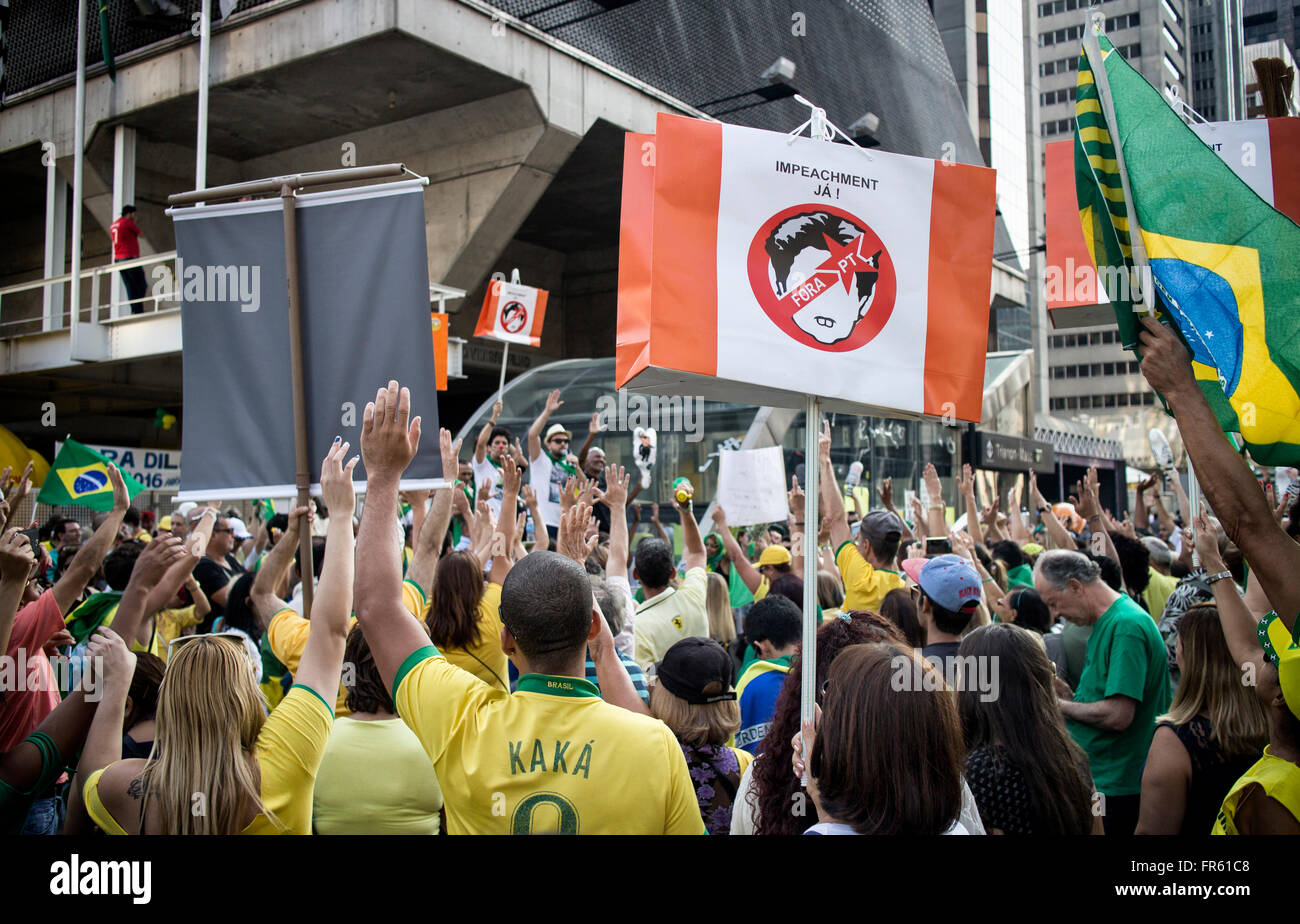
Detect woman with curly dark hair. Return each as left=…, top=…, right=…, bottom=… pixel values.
left=731, top=611, right=906, bottom=834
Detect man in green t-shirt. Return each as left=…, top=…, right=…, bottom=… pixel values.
left=1035, top=549, right=1172, bottom=836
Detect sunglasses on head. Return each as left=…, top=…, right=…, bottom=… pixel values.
left=166, top=631, right=248, bottom=662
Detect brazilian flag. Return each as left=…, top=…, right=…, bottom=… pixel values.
left=35, top=439, right=146, bottom=511
left=1074, top=32, right=1300, bottom=465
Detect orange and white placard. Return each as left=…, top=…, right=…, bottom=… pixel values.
left=618, top=113, right=997, bottom=422
left=431, top=312, right=449, bottom=391
left=474, top=279, right=548, bottom=347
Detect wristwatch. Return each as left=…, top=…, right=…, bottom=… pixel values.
left=1206, top=570, right=1234, bottom=585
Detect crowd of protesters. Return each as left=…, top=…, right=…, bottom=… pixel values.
left=0, top=317, right=1297, bottom=835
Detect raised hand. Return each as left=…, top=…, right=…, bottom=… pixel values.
left=320, top=438, right=359, bottom=521
left=878, top=476, right=894, bottom=509
left=107, top=462, right=130, bottom=515
left=0, top=528, right=35, bottom=581
left=594, top=463, right=630, bottom=509
left=558, top=502, right=594, bottom=565
left=85, top=626, right=135, bottom=698
left=521, top=483, right=538, bottom=508
left=787, top=475, right=805, bottom=517
left=3, top=460, right=34, bottom=511
left=125, top=534, right=190, bottom=593
left=958, top=464, right=975, bottom=498
left=922, top=463, right=943, bottom=508
left=361, top=380, right=422, bottom=483
left=439, top=428, right=462, bottom=485
left=711, top=505, right=728, bottom=530
left=817, top=418, right=832, bottom=465
left=649, top=502, right=660, bottom=524
left=1193, top=504, right=1225, bottom=571
left=545, top=388, right=564, bottom=415
left=588, top=409, right=606, bottom=435
left=490, top=399, right=503, bottom=424
left=500, top=455, right=522, bottom=495
left=1137, top=316, right=1197, bottom=399
left=560, top=475, right=580, bottom=513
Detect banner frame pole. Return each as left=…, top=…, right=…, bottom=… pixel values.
left=280, top=184, right=315, bottom=620
left=498, top=340, right=510, bottom=403
left=800, top=395, right=819, bottom=781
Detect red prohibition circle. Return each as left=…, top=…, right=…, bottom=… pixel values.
left=745, top=203, right=897, bottom=353
left=501, top=300, right=528, bottom=333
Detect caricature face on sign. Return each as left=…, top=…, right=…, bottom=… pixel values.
left=746, top=205, right=896, bottom=352
left=501, top=301, right=528, bottom=334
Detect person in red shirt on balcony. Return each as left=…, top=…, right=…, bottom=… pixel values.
left=109, top=205, right=147, bottom=315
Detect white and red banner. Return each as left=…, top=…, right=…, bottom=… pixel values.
left=474, top=279, right=548, bottom=347
left=618, top=113, right=997, bottom=422
left=1045, top=116, right=1300, bottom=327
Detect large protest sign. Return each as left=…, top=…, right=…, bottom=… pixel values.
left=716, top=446, right=789, bottom=526
left=170, top=180, right=443, bottom=498
left=617, top=113, right=997, bottom=422
left=1045, top=117, right=1300, bottom=328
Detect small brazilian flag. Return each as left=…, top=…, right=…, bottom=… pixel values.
left=35, top=439, right=145, bottom=511
left=1075, top=31, right=1300, bottom=465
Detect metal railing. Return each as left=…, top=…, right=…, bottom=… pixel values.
left=0, top=251, right=181, bottom=337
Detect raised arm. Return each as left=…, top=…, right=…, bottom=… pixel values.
left=475, top=399, right=503, bottom=464
left=489, top=456, right=521, bottom=585
left=522, top=484, right=548, bottom=553
left=1008, top=478, right=1032, bottom=544
left=960, top=465, right=983, bottom=547
left=64, top=627, right=135, bottom=834
left=355, top=381, right=431, bottom=692
left=291, top=440, right=357, bottom=698
left=1140, top=316, right=1300, bottom=631
left=577, top=410, right=605, bottom=471
left=1194, top=507, right=1265, bottom=676
left=817, top=419, right=852, bottom=550
left=0, top=529, right=36, bottom=658
left=249, top=505, right=309, bottom=630
left=1133, top=475, right=1155, bottom=533
left=711, top=507, right=761, bottom=593
left=673, top=484, right=706, bottom=572
left=1029, top=473, right=1072, bottom=551
left=922, top=463, right=947, bottom=539
left=104, top=536, right=190, bottom=654
left=405, top=429, right=459, bottom=598
left=141, top=507, right=215, bottom=620
left=51, top=463, right=130, bottom=615
left=595, top=464, right=631, bottom=576
left=528, top=388, right=564, bottom=463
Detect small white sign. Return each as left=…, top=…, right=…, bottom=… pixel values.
left=717, top=446, right=789, bottom=526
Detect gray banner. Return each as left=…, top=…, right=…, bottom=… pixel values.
left=171, top=182, right=442, bottom=498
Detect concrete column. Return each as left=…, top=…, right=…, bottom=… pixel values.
left=111, top=124, right=137, bottom=316
left=43, top=166, right=68, bottom=331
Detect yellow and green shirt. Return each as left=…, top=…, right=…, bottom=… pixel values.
left=1212, top=747, right=1300, bottom=834
left=83, top=684, right=333, bottom=835
left=393, top=648, right=705, bottom=835
left=835, top=541, right=905, bottom=614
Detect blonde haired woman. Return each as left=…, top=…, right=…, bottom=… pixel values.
left=650, top=637, right=749, bottom=834
left=76, top=441, right=357, bottom=834
left=705, top=571, right=739, bottom=665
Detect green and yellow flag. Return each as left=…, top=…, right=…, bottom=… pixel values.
left=1075, top=31, right=1300, bottom=465
left=35, top=439, right=145, bottom=510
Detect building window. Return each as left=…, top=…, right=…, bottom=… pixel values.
left=1067, top=396, right=1079, bottom=410
left=1117, top=393, right=1129, bottom=406
left=1102, top=330, right=1115, bottom=344
left=1091, top=363, right=1103, bottom=376
left=1078, top=365, right=1089, bottom=377
left=1104, top=394, right=1117, bottom=407
left=1066, top=366, right=1077, bottom=378
left=1163, top=54, right=1184, bottom=83
left=1143, top=392, right=1155, bottom=405
left=1161, top=0, right=1181, bottom=25
left=1089, top=332, right=1101, bottom=345
left=1104, top=362, right=1115, bottom=375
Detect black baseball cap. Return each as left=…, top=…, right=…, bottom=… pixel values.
left=655, top=638, right=737, bottom=705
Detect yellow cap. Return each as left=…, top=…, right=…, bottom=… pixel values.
left=1260, top=612, right=1300, bottom=721
left=757, top=545, right=792, bottom=567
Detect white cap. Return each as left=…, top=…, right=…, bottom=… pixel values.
left=227, top=516, right=253, bottom=540
left=176, top=501, right=198, bottom=520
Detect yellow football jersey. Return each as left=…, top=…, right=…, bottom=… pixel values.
left=394, top=646, right=705, bottom=835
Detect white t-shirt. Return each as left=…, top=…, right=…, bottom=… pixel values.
left=528, top=451, right=574, bottom=529
left=473, top=456, right=504, bottom=519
